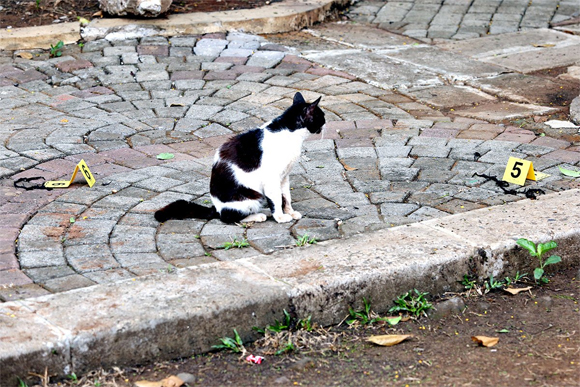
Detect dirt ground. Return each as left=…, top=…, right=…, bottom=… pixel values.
left=0, top=0, right=275, bottom=29
left=21, top=263, right=580, bottom=387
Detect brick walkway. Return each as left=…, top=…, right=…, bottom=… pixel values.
left=0, top=30, right=579, bottom=301
left=348, top=0, right=579, bottom=40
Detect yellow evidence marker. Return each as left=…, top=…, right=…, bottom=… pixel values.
left=45, top=159, right=96, bottom=188
left=502, top=157, right=549, bottom=186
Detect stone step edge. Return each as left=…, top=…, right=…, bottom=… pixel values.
left=1, top=189, right=579, bottom=382
left=0, top=0, right=350, bottom=50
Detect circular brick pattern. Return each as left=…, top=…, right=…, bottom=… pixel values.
left=1, top=31, right=579, bottom=299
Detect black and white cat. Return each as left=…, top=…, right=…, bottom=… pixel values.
left=154, top=92, right=325, bottom=224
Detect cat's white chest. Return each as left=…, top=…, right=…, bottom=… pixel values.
left=262, top=128, right=307, bottom=170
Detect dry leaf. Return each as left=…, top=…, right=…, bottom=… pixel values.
left=17, top=52, right=33, bottom=60
left=134, top=381, right=162, bottom=387
left=532, top=43, right=555, bottom=48
left=339, top=159, right=357, bottom=171
left=162, top=375, right=185, bottom=387
left=504, top=286, right=532, bottom=295
left=135, top=376, right=184, bottom=387
left=367, top=334, right=412, bottom=347
left=92, top=10, right=103, bottom=17
left=471, top=336, right=499, bottom=347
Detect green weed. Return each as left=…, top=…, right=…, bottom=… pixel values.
left=275, top=338, right=296, bottom=355
left=49, top=40, right=64, bottom=58
left=389, top=289, right=433, bottom=318
left=347, top=298, right=401, bottom=326
left=220, top=237, right=250, bottom=250
left=254, top=310, right=314, bottom=334
left=295, top=233, right=317, bottom=247
left=504, top=271, right=527, bottom=286
left=213, top=329, right=245, bottom=354
left=461, top=274, right=476, bottom=290
left=485, top=274, right=505, bottom=291
left=517, top=238, right=562, bottom=284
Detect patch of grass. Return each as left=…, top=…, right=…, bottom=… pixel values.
left=504, top=271, right=527, bottom=286
left=254, top=310, right=314, bottom=334
left=67, top=372, right=79, bottom=382
left=49, top=40, right=64, bottom=58
left=389, top=289, right=433, bottom=318
left=213, top=329, right=245, bottom=354
left=275, top=337, right=296, bottom=355
left=461, top=274, right=476, bottom=290
left=296, top=233, right=317, bottom=247
left=220, top=237, right=250, bottom=250
left=485, top=274, right=505, bottom=291
left=347, top=298, right=401, bottom=326
left=517, top=238, right=562, bottom=284
left=17, top=378, right=27, bottom=387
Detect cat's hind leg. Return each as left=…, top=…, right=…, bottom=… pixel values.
left=219, top=200, right=265, bottom=223
left=264, top=184, right=293, bottom=223
left=241, top=213, right=267, bottom=223
left=281, top=175, right=301, bottom=220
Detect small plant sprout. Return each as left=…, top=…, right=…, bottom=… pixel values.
left=296, top=233, right=317, bottom=247
left=49, top=40, right=64, bottom=58
left=275, top=337, right=296, bottom=355
left=517, top=238, right=562, bottom=284
left=504, top=271, right=527, bottom=286
left=220, top=237, right=250, bottom=250
left=347, top=298, right=401, bottom=326
left=485, top=274, right=505, bottom=291
left=461, top=275, right=476, bottom=290
left=389, top=289, right=433, bottom=318
left=213, top=329, right=246, bottom=355
left=253, top=310, right=315, bottom=334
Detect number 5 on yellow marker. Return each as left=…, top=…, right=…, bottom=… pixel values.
left=502, top=157, right=536, bottom=186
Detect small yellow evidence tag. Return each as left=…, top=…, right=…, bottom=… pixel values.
left=44, top=159, right=96, bottom=188
left=502, top=157, right=548, bottom=186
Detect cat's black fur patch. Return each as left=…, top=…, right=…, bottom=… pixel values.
left=154, top=200, right=218, bottom=222
left=219, top=208, right=248, bottom=223
left=269, top=94, right=324, bottom=134
left=219, top=128, right=263, bottom=172
left=210, top=162, right=263, bottom=203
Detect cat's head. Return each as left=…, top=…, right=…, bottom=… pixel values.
left=292, top=92, right=325, bottom=134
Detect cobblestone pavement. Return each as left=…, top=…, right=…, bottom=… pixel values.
left=1, top=27, right=579, bottom=301
left=347, top=0, right=580, bottom=40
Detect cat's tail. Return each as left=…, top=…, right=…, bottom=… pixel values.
left=154, top=200, right=218, bottom=222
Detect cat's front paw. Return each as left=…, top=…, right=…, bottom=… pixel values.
left=273, top=213, right=293, bottom=223
left=288, top=210, right=302, bottom=220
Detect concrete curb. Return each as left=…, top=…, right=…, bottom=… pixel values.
left=0, top=0, right=349, bottom=50
left=1, top=189, right=579, bottom=382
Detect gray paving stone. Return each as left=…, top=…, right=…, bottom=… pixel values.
left=293, top=218, right=340, bottom=241
left=110, top=225, right=157, bottom=253
left=380, top=167, right=420, bottom=181
left=246, top=51, right=285, bottom=68
left=407, top=206, right=449, bottom=221
left=83, top=268, right=135, bottom=284
left=412, top=157, right=455, bottom=170
left=380, top=202, right=420, bottom=216
left=42, top=274, right=96, bottom=293
left=19, top=249, right=65, bottom=269
left=376, top=145, right=412, bottom=158
left=158, top=234, right=205, bottom=259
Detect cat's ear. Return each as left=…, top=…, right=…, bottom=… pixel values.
left=293, top=92, right=306, bottom=105
left=305, top=96, right=322, bottom=119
